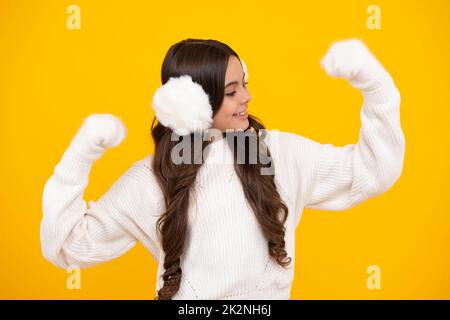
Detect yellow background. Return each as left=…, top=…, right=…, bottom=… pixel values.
left=1, top=0, right=449, bottom=299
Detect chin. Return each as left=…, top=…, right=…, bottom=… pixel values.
left=236, top=120, right=249, bottom=131
left=220, top=120, right=250, bottom=132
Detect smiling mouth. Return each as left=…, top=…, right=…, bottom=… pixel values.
left=232, top=110, right=248, bottom=120
left=232, top=110, right=247, bottom=117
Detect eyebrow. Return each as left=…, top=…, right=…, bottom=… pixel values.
left=225, top=81, right=239, bottom=88
left=225, top=74, right=246, bottom=88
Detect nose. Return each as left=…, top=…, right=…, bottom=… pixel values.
left=242, top=90, right=251, bottom=105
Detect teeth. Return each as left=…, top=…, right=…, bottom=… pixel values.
left=234, top=111, right=246, bottom=116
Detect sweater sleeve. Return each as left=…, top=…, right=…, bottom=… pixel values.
left=287, top=72, right=405, bottom=211
left=40, top=145, right=160, bottom=269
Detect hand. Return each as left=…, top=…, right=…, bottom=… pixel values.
left=320, top=38, right=390, bottom=91
left=70, top=113, right=127, bottom=160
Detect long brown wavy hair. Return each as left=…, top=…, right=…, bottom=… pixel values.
left=151, top=39, right=291, bottom=299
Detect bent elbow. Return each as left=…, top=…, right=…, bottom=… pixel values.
left=40, top=243, right=70, bottom=270
left=40, top=222, right=70, bottom=270
left=374, top=135, right=406, bottom=196
left=373, top=160, right=405, bottom=197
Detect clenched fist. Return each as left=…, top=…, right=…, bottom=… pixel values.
left=69, top=113, right=127, bottom=160
left=320, top=38, right=390, bottom=91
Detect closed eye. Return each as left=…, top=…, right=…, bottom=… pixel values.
left=226, top=81, right=249, bottom=96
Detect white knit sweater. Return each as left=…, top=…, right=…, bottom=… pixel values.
left=40, top=72, right=405, bottom=300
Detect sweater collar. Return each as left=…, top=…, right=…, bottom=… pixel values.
left=203, top=136, right=235, bottom=165
left=202, top=129, right=272, bottom=165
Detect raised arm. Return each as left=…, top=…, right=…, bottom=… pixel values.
left=40, top=114, right=160, bottom=269
left=290, top=39, right=405, bottom=211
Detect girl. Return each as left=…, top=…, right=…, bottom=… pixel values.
left=40, top=38, right=405, bottom=300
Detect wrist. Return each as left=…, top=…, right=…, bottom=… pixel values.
left=350, top=67, right=391, bottom=92
left=69, top=133, right=105, bottom=163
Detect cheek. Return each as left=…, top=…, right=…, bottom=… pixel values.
left=216, top=101, right=236, bottom=119
left=224, top=101, right=237, bottom=117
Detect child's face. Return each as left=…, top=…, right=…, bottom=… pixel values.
left=212, top=55, right=251, bottom=132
